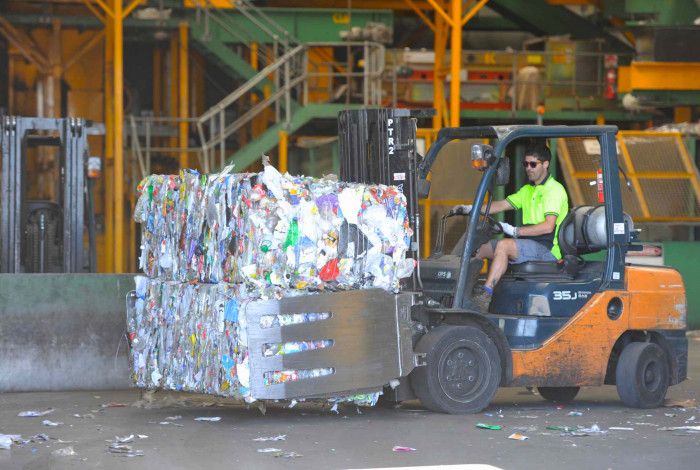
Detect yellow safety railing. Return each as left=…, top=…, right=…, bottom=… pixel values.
left=557, top=131, right=700, bottom=223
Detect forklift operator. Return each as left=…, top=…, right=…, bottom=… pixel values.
left=451, top=145, right=569, bottom=310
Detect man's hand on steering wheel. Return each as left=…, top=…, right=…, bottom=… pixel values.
left=483, top=214, right=503, bottom=235
left=499, top=221, right=519, bottom=238
left=449, top=204, right=506, bottom=236
left=449, top=204, right=473, bottom=216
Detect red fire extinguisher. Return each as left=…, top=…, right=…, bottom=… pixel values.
left=597, top=168, right=605, bottom=203
left=605, top=69, right=617, bottom=100
left=604, top=54, right=618, bottom=100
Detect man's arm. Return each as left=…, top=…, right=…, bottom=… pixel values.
left=516, top=214, right=557, bottom=237
left=450, top=199, right=514, bottom=216
left=476, top=199, right=513, bottom=215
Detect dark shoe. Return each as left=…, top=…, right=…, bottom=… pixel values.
left=471, top=286, right=492, bottom=313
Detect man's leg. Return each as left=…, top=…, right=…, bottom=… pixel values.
left=485, top=239, right=518, bottom=289
left=476, top=241, right=495, bottom=260
left=471, top=239, right=518, bottom=312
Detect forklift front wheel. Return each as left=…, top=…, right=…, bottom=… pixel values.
left=615, top=342, right=669, bottom=409
left=410, top=325, right=501, bottom=414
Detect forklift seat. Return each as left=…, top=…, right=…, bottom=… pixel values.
left=506, top=207, right=590, bottom=278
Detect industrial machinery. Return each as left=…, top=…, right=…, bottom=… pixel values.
left=403, top=123, right=687, bottom=412
left=0, top=116, right=97, bottom=273
left=129, top=115, right=688, bottom=414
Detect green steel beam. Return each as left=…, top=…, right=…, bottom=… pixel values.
left=1, top=14, right=173, bottom=29
left=458, top=109, right=652, bottom=122
left=227, top=103, right=362, bottom=171
left=3, top=8, right=393, bottom=44
left=204, top=8, right=393, bottom=44
left=627, top=91, right=700, bottom=107
left=489, top=0, right=633, bottom=53
left=619, top=0, right=699, bottom=26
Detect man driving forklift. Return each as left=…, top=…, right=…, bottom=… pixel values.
left=450, top=144, right=569, bottom=311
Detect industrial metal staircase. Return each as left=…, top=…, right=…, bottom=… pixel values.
left=128, top=1, right=387, bottom=176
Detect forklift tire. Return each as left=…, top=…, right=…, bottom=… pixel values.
left=615, top=342, right=669, bottom=409
left=537, top=386, right=580, bottom=403
left=410, top=325, right=501, bottom=414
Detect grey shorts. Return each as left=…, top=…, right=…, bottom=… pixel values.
left=490, top=239, right=556, bottom=264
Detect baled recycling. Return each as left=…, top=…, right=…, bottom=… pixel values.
left=128, top=164, right=415, bottom=404
left=133, top=165, right=414, bottom=290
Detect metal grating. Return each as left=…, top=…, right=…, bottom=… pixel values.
left=558, top=132, right=700, bottom=222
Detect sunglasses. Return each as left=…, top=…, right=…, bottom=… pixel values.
left=523, top=160, right=542, bottom=169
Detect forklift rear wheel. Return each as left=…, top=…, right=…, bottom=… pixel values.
left=410, top=325, right=501, bottom=414
left=537, top=386, right=580, bottom=403
left=616, top=342, right=669, bottom=409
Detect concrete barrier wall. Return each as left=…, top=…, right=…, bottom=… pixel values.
left=0, top=274, right=134, bottom=391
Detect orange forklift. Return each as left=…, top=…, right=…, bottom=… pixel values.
left=228, top=121, right=687, bottom=415
left=405, top=124, right=688, bottom=413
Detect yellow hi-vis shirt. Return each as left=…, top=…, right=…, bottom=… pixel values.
left=505, top=174, right=569, bottom=259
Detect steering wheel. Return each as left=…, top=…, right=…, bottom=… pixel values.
left=481, top=213, right=503, bottom=235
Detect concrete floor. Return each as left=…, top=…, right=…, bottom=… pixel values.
left=2, top=337, right=699, bottom=470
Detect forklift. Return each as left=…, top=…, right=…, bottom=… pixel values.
left=133, top=117, right=688, bottom=414
left=402, top=124, right=688, bottom=413
left=0, top=116, right=98, bottom=273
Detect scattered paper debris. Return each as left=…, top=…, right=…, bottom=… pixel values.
left=0, top=435, right=17, bottom=450
left=194, top=417, right=221, bottom=422
left=686, top=416, right=696, bottom=423
left=330, top=403, right=339, bottom=414
left=52, top=446, right=76, bottom=457
left=253, top=435, right=286, bottom=442
left=273, top=451, right=303, bottom=458
left=137, top=435, right=149, bottom=439
left=288, top=400, right=298, bottom=408
left=18, top=409, right=54, bottom=417
left=573, top=424, right=607, bottom=436
left=108, top=442, right=144, bottom=457
left=392, top=446, right=416, bottom=452
left=115, top=435, right=135, bottom=443
left=609, top=427, right=634, bottom=431
left=512, top=426, right=537, bottom=433
left=165, top=415, right=182, bottom=421
left=257, top=448, right=282, bottom=453
left=476, top=423, right=502, bottom=430
left=546, top=425, right=578, bottom=432
left=42, top=420, right=63, bottom=427
left=158, top=421, right=184, bottom=427
left=508, top=433, right=528, bottom=441
left=658, top=426, right=700, bottom=432
left=73, top=413, right=95, bottom=419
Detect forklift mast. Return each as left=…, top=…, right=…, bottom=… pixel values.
left=0, top=116, right=96, bottom=273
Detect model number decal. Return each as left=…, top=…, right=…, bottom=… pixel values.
left=553, top=290, right=592, bottom=301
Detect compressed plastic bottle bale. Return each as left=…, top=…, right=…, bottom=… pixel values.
left=128, top=276, right=254, bottom=398
left=133, top=165, right=414, bottom=292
